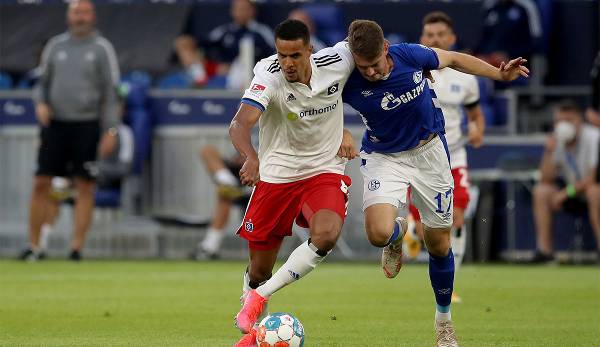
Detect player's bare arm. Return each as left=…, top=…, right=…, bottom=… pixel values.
left=432, top=48, right=530, bottom=81
left=337, top=128, right=358, bottom=160
left=466, top=105, right=485, bottom=148
left=229, top=103, right=262, bottom=186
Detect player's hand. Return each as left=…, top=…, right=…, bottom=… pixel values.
left=99, top=128, right=118, bottom=158
left=499, top=57, right=529, bottom=81
left=467, top=122, right=483, bottom=148
left=35, top=102, right=52, bottom=127
left=239, top=156, right=260, bottom=186
left=551, top=190, right=568, bottom=211
left=337, top=129, right=358, bottom=160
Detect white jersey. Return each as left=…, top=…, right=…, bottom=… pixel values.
left=429, top=68, right=480, bottom=168
left=241, top=42, right=354, bottom=183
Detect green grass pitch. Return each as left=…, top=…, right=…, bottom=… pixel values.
left=1, top=260, right=598, bottom=346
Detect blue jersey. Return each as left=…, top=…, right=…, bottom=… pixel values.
left=342, top=43, right=446, bottom=153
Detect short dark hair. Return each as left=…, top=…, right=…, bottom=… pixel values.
left=554, top=99, right=582, bottom=115
left=347, top=20, right=385, bottom=61
left=274, top=19, right=310, bottom=45
left=422, top=11, right=454, bottom=31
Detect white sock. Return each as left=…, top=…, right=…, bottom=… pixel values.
left=451, top=225, right=466, bottom=272
left=435, top=310, right=452, bottom=322
left=256, top=241, right=328, bottom=298
left=214, top=168, right=238, bottom=186
left=39, top=223, right=53, bottom=251
left=201, top=227, right=225, bottom=254
left=243, top=270, right=252, bottom=295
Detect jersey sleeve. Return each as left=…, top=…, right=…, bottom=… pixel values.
left=241, top=57, right=279, bottom=112
left=398, top=43, right=440, bottom=70
left=331, top=41, right=355, bottom=75
left=463, top=74, right=481, bottom=106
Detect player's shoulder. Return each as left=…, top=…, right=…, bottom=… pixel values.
left=92, top=35, right=117, bottom=54
left=46, top=32, right=70, bottom=50
left=390, top=42, right=435, bottom=55
left=254, top=55, right=281, bottom=75
left=312, top=41, right=352, bottom=69
left=583, top=123, right=600, bottom=139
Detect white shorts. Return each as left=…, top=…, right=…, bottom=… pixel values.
left=360, top=134, right=454, bottom=229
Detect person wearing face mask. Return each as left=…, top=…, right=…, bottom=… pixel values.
left=532, top=100, right=600, bottom=263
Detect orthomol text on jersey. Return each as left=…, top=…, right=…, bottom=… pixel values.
left=287, top=99, right=339, bottom=121
left=380, top=80, right=427, bottom=111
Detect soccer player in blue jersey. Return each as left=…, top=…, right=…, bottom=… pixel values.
left=342, top=20, right=528, bottom=347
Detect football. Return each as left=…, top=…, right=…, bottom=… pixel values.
left=255, top=312, right=305, bottom=347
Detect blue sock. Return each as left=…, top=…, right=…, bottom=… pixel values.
left=383, top=221, right=401, bottom=247
left=429, top=249, right=455, bottom=314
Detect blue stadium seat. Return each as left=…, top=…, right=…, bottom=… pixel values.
left=301, top=4, right=345, bottom=47
left=0, top=72, right=13, bottom=89
left=156, top=71, right=191, bottom=89
left=122, top=70, right=152, bottom=89
left=204, top=75, right=227, bottom=89
left=95, top=188, right=122, bottom=208
left=476, top=77, right=496, bottom=126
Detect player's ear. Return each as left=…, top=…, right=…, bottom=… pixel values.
left=383, top=40, right=390, bottom=54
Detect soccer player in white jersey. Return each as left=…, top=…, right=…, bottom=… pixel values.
left=230, top=20, right=356, bottom=347
left=405, top=11, right=486, bottom=304
left=342, top=20, right=528, bottom=347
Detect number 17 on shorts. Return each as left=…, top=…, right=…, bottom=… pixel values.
left=434, top=188, right=454, bottom=223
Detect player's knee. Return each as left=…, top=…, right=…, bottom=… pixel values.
left=309, top=234, right=337, bottom=253
left=424, top=227, right=451, bottom=257
left=33, top=177, right=51, bottom=194
left=310, top=214, right=342, bottom=252
left=365, top=220, right=395, bottom=247
left=200, top=145, right=219, bottom=161
left=365, top=231, right=388, bottom=247
left=533, top=183, right=554, bottom=201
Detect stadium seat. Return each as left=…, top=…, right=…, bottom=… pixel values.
left=0, top=72, right=13, bottom=89
left=476, top=77, right=496, bottom=127
left=95, top=188, right=122, bottom=208
left=122, top=70, right=152, bottom=88
left=301, top=4, right=345, bottom=47
left=156, top=71, right=191, bottom=89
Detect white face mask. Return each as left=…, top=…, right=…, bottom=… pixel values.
left=554, top=121, right=576, bottom=143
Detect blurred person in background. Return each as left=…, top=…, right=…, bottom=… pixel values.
left=532, top=101, right=600, bottom=263
left=475, top=0, right=541, bottom=70
left=585, top=51, right=600, bottom=195
left=287, top=8, right=326, bottom=52
left=192, top=146, right=251, bottom=260
left=20, top=0, right=121, bottom=261
left=405, top=11, right=486, bottom=304
left=36, top=124, right=133, bottom=256
left=174, top=0, right=274, bottom=89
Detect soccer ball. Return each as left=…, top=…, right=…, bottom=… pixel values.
left=255, top=312, right=305, bottom=347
